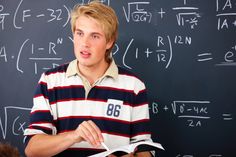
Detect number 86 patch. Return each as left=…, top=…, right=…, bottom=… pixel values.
left=106, top=99, right=123, bottom=117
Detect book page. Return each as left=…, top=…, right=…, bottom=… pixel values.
left=89, top=141, right=164, bottom=157
left=89, top=145, right=131, bottom=157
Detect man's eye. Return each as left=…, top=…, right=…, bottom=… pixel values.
left=77, top=32, right=83, bottom=36
left=92, top=35, right=99, bottom=39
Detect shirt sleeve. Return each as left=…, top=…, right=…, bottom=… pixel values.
left=24, top=73, right=57, bottom=138
left=130, top=79, right=152, bottom=143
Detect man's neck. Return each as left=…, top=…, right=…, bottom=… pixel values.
left=78, top=62, right=110, bottom=85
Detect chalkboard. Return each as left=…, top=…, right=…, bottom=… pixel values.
left=0, top=0, right=235, bottom=156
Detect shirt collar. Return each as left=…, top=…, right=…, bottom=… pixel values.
left=66, top=59, right=118, bottom=80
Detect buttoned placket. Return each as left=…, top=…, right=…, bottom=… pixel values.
left=82, top=76, right=105, bottom=99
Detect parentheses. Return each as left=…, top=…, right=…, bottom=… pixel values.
left=148, top=12, right=152, bottom=23
left=13, top=0, right=24, bottom=29
left=16, top=38, right=29, bottom=73
left=112, top=44, right=119, bottom=55
left=63, top=5, right=70, bottom=28
left=123, top=38, right=134, bottom=69
left=166, top=35, right=172, bottom=69
left=12, top=116, right=20, bottom=136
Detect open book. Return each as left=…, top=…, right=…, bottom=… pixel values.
left=89, top=141, right=164, bottom=157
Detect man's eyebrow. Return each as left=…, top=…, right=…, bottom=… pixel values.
left=75, top=29, right=103, bottom=36
left=91, top=32, right=103, bottom=36
left=75, top=28, right=82, bottom=32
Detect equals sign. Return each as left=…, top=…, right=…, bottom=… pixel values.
left=197, top=52, right=213, bottom=62
left=222, top=113, right=233, bottom=120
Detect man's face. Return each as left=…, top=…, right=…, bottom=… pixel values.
left=73, top=15, right=113, bottom=69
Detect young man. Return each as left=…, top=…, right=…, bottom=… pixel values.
left=24, top=1, right=153, bottom=157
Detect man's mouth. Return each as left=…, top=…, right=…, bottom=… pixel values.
left=80, top=51, right=91, bottom=58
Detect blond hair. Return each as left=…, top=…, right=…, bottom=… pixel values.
left=70, top=1, right=119, bottom=63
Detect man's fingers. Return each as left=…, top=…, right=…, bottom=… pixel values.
left=87, top=120, right=104, bottom=142
left=83, top=121, right=99, bottom=144
left=78, top=122, right=96, bottom=146
left=78, top=120, right=103, bottom=147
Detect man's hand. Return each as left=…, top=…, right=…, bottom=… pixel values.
left=73, top=120, right=104, bottom=147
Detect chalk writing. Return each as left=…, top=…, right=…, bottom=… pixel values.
left=171, top=100, right=210, bottom=127
left=114, top=36, right=172, bottom=69
left=0, top=46, right=7, bottom=62
left=174, top=35, right=192, bottom=45
left=0, top=5, right=10, bottom=30
left=150, top=100, right=234, bottom=127
left=172, top=0, right=201, bottom=29
left=222, top=113, right=233, bottom=120
left=13, top=0, right=70, bottom=29
left=157, top=8, right=166, bottom=19
left=0, top=1, right=235, bottom=156
left=216, top=0, right=236, bottom=30
left=197, top=52, right=213, bottom=62
left=115, top=35, right=194, bottom=70
left=2, top=35, right=74, bottom=74
left=215, top=44, right=236, bottom=66
left=150, top=100, right=211, bottom=127
left=123, top=2, right=152, bottom=23
left=0, top=106, right=31, bottom=143
left=15, top=38, right=65, bottom=74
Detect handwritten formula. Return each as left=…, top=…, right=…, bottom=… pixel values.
left=0, top=106, right=30, bottom=143
left=150, top=100, right=233, bottom=127
left=1, top=0, right=236, bottom=75
left=0, top=0, right=235, bottom=157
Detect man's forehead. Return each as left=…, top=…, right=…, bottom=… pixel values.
left=75, top=16, right=105, bottom=34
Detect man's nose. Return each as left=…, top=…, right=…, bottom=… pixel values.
left=81, top=36, right=90, bottom=47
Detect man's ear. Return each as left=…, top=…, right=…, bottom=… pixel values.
left=106, top=39, right=114, bottom=50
